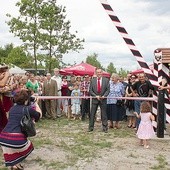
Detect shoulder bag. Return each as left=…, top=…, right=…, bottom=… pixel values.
left=20, top=106, right=36, bottom=137
left=116, top=100, right=123, bottom=106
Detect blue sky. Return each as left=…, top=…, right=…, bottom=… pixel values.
left=1, top=0, right=170, bottom=71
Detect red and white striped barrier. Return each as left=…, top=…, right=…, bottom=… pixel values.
left=37, top=96, right=156, bottom=101
left=98, top=0, right=159, bottom=87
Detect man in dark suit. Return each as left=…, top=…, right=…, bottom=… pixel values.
left=89, top=68, right=110, bottom=132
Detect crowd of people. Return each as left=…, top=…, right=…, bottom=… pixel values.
left=0, top=68, right=159, bottom=129
left=0, top=65, right=166, bottom=169
left=0, top=66, right=158, bottom=131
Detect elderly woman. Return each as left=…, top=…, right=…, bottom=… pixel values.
left=107, top=73, right=125, bottom=129
left=0, top=89, right=42, bottom=170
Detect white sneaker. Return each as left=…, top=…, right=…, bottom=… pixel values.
left=144, top=145, right=149, bottom=149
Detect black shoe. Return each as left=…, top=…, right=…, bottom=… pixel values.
left=88, top=129, right=93, bottom=132
left=103, top=130, right=108, bottom=133
left=103, top=128, right=108, bottom=133
left=81, top=117, right=85, bottom=121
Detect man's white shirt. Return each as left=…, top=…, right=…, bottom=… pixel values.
left=51, top=75, right=62, bottom=96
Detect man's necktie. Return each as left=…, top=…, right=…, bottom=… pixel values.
left=97, top=78, right=101, bottom=93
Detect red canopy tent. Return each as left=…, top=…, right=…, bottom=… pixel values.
left=59, top=62, right=110, bottom=78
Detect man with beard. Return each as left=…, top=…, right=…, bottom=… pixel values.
left=132, top=73, right=155, bottom=129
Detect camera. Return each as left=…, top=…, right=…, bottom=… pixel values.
left=30, top=96, right=36, bottom=102
left=27, top=89, right=36, bottom=105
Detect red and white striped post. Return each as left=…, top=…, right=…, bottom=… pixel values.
left=98, top=0, right=159, bottom=87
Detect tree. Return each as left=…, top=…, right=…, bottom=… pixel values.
left=86, top=53, right=104, bottom=70
left=39, top=0, right=84, bottom=72
left=6, top=46, right=33, bottom=68
left=106, top=62, right=117, bottom=75
left=118, top=68, right=129, bottom=78
left=6, top=0, right=84, bottom=74
left=0, top=44, right=14, bottom=64
left=44, top=55, right=60, bottom=72
left=6, top=0, right=43, bottom=74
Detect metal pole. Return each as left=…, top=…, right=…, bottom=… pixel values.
left=157, top=90, right=165, bottom=138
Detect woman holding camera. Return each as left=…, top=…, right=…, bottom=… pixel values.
left=0, top=89, right=42, bottom=170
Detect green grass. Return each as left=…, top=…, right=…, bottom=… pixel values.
left=150, top=154, right=169, bottom=170
left=128, top=152, right=138, bottom=158
left=34, top=118, right=135, bottom=167
left=31, top=156, right=45, bottom=165
left=0, top=118, right=136, bottom=169
left=31, top=137, right=53, bottom=148
left=0, top=155, right=8, bottom=170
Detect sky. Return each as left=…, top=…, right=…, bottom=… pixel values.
left=0, top=0, right=170, bottom=71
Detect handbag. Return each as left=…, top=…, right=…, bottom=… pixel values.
left=116, top=100, right=123, bottom=106
left=20, top=106, right=36, bottom=137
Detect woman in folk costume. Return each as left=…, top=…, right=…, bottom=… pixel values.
left=0, top=89, right=42, bottom=170
left=0, top=65, right=15, bottom=133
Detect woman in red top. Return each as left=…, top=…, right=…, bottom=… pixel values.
left=61, top=76, right=69, bottom=116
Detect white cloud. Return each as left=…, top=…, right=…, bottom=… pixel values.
left=57, top=0, right=170, bottom=71
left=0, top=0, right=170, bottom=72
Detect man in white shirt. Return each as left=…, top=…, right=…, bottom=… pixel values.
left=51, top=68, right=62, bottom=117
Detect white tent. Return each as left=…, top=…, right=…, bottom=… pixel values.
left=9, top=65, right=26, bottom=75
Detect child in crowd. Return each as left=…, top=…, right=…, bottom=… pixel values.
left=134, top=101, right=155, bottom=149
left=71, top=84, right=81, bottom=120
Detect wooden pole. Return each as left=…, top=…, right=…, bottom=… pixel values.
left=157, top=90, right=165, bottom=138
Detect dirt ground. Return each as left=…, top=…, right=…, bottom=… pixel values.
left=1, top=119, right=170, bottom=170
left=26, top=138, right=170, bottom=170
left=25, top=120, right=170, bottom=170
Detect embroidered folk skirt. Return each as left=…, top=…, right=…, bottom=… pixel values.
left=0, top=132, right=34, bottom=167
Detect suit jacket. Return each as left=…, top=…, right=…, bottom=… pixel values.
left=89, top=77, right=110, bottom=103
left=42, top=79, right=58, bottom=96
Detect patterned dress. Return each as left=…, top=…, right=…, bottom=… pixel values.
left=137, top=112, right=155, bottom=139
left=107, top=81, right=125, bottom=121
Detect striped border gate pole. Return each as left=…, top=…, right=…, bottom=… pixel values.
left=98, top=0, right=159, bottom=87
left=152, top=60, right=158, bottom=128
left=157, top=62, right=165, bottom=137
